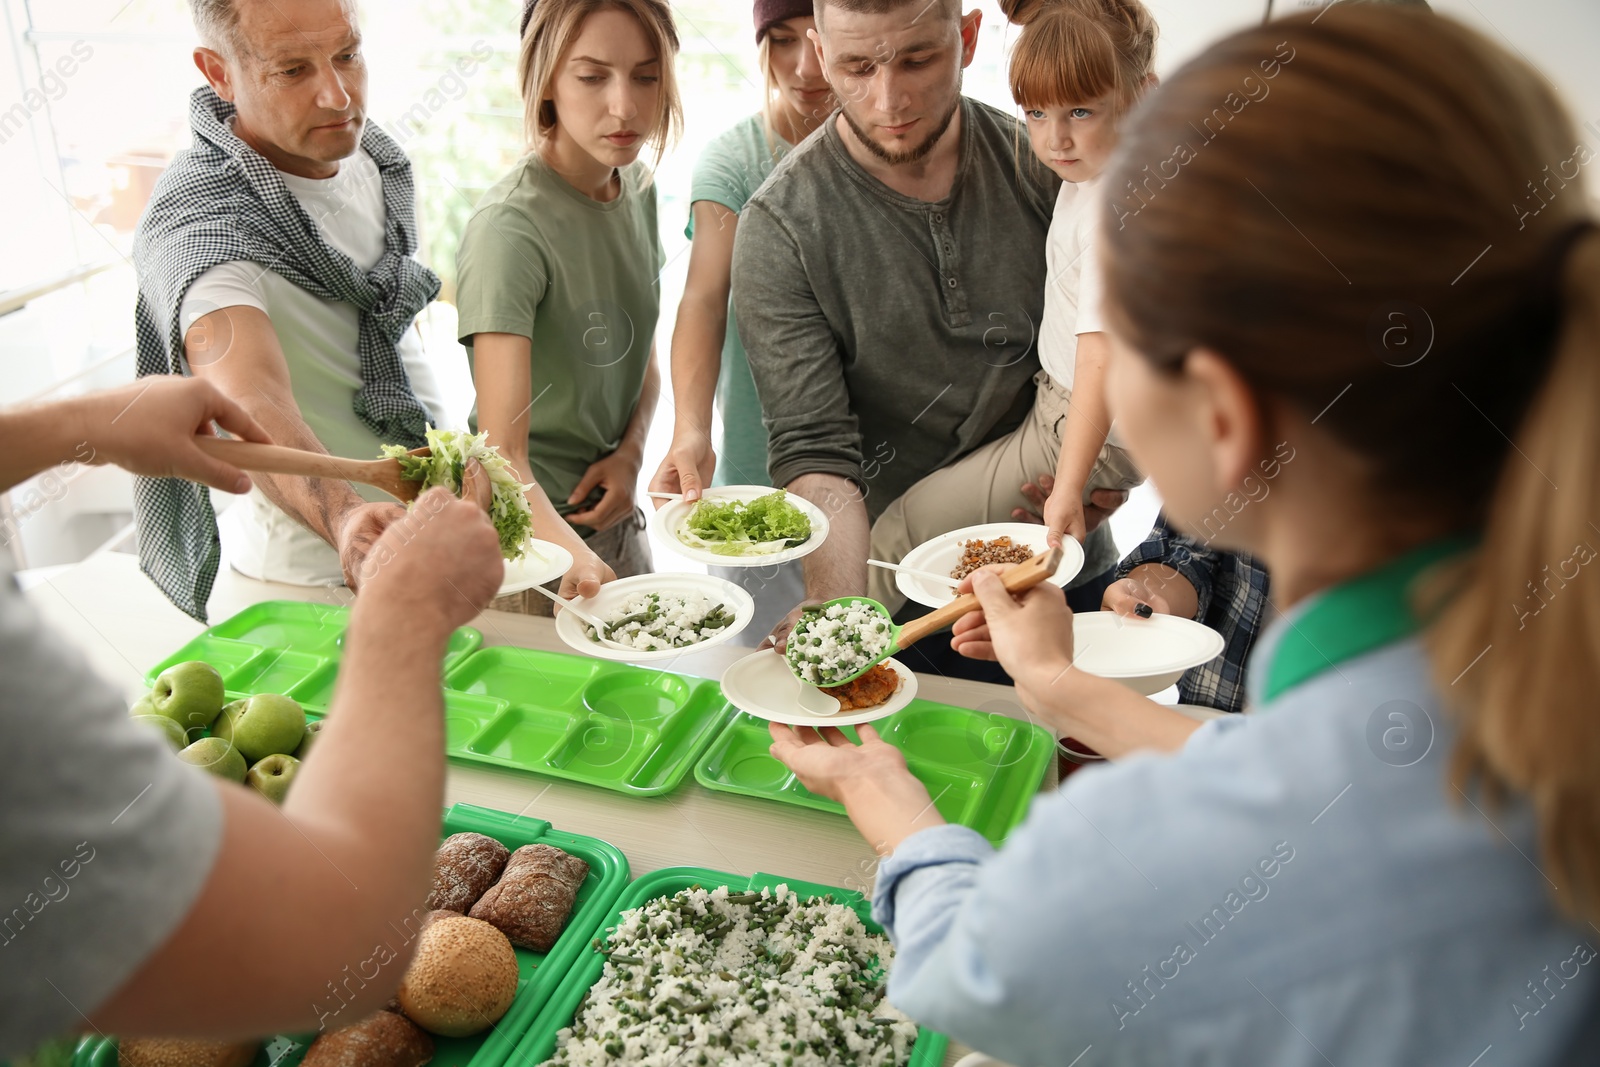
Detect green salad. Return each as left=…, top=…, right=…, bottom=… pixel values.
left=679, top=491, right=812, bottom=557
left=382, top=427, right=535, bottom=560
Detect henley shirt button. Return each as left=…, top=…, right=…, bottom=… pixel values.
left=947, top=277, right=958, bottom=288
left=933, top=213, right=944, bottom=222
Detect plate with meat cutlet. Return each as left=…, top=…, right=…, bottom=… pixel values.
left=718, top=649, right=918, bottom=726
left=897, top=522, right=1085, bottom=609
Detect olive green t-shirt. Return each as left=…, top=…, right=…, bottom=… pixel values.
left=456, top=155, right=662, bottom=513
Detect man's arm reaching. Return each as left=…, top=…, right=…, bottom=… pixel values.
left=184, top=304, right=406, bottom=588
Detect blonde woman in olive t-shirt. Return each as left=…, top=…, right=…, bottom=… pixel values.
left=456, top=0, right=683, bottom=607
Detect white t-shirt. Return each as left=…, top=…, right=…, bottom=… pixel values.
left=178, top=148, right=448, bottom=586
left=1036, top=175, right=1107, bottom=389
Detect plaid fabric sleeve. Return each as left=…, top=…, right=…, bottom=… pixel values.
left=1178, top=551, right=1272, bottom=714
left=1115, top=513, right=1220, bottom=622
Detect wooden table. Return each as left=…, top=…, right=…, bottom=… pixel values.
left=28, top=552, right=1051, bottom=1065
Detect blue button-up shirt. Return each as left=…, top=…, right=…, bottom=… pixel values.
left=872, top=555, right=1598, bottom=1065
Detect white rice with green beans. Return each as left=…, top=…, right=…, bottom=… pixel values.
left=784, top=601, right=893, bottom=686
left=587, top=593, right=736, bottom=651
left=543, top=884, right=919, bottom=1067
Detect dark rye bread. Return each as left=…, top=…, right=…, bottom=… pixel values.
left=427, top=832, right=509, bottom=913
left=301, top=1010, right=433, bottom=1067
left=469, top=843, right=589, bottom=951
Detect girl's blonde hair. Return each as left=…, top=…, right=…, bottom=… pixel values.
left=1103, top=6, right=1600, bottom=923
left=757, top=33, right=783, bottom=159
left=518, top=0, right=684, bottom=168
left=1001, top=0, right=1158, bottom=111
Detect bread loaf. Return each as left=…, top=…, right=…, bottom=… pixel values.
left=427, top=832, right=509, bottom=913
left=469, top=843, right=588, bottom=952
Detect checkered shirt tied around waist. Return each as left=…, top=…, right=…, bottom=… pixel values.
left=132, top=87, right=439, bottom=622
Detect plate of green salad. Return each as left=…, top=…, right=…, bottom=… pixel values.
left=648, top=486, right=829, bottom=567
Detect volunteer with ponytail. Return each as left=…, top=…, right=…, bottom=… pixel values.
left=868, top=0, right=1155, bottom=612
left=772, top=8, right=1600, bottom=1063
left=457, top=0, right=683, bottom=610
left=648, top=0, right=834, bottom=644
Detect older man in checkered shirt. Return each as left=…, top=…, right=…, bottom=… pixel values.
left=132, top=0, right=452, bottom=620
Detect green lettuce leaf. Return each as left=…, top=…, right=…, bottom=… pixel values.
left=381, top=426, right=534, bottom=560
left=682, top=491, right=811, bottom=555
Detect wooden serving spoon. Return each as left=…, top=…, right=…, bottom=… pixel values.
left=788, top=546, right=1065, bottom=687
left=194, top=437, right=430, bottom=504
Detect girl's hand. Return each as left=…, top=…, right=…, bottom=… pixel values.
left=1102, top=564, right=1199, bottom=621
left=567, top=449, right=641, bottom=530
left=1102, top=575, right=1173, bottom=618
left=768, top=723, right=944, bottom=853
left=649, top=432, right=716, bottom=506
left=1043, top=483, right=1087, bottom=549
left=558, top=548, right=615, bottom=601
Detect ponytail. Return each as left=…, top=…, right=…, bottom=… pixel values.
left=1428, top=228, right=1600, bottom=924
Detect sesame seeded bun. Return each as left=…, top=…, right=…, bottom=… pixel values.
left=396, top=915, right=519, bottom=1038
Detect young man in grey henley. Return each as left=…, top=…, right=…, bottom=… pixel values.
left=732, top=0, right=1123, bottom=643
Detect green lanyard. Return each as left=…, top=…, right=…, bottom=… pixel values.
left=1261, top=535, right=1477, bottom=703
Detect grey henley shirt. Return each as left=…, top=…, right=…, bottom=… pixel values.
left=731, top=98, right=1059, bottom=519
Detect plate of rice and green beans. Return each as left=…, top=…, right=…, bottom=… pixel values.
left=553, top=575, right=757, bottom=663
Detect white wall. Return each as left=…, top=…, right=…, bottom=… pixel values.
left=1143, top=0, right=1599, bottom=141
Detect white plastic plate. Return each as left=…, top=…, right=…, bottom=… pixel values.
left=498, top=539, right=573, bottom=595
left=718, top=649, right=917, bottom=726
left=897, top=522, right=1085, bottom=608
left=552, top=573, right=756, bottom=663
left=1070, top=611, right=1226, bottom=696
left=649, top=485, right=829, bottom=568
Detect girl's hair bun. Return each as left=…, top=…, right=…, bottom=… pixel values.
left=999, top=0, right=1049, bottom=26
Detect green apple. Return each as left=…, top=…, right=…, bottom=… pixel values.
left=177, top=736, right=246, bottom=782
left=294, top=718, right=325, bottom=759
left=128, top=695, right=156, bottom=717
left=149, top=660, right=226, bottom=732
left=212, top=694, right=306, bottom=762
left=246, top=753, right=300, bottom=804
left=132, top=713, right=188, bottom=752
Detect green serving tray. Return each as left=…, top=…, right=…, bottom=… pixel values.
left=512, top=866, right=949, bottom=1067
left=695, top=700, right=1054, bottom=846
left=143, top=600, right=483, bottom=714
left=74, top=804, right=629, bottom=1067
left=439, top=646, right=735, bottom=796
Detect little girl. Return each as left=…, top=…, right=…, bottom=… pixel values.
left=456, top=0, right=683, bottom=610
left=868, top=0, right=1155, bottom=611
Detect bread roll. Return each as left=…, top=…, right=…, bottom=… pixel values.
left=301, top=1010, right=433, bottom=1067
left=469, top=843, right=588, bottom=951
left=396, top=915, right=519, bottom=1038
left=427, top=832, right=509, bottom=913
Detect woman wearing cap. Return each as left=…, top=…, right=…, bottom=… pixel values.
left=769, top=6, right=1600, bottom=1063
left=456, top=0, right=685, bottom=611
left=647, top=1, right=835, bottom=644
